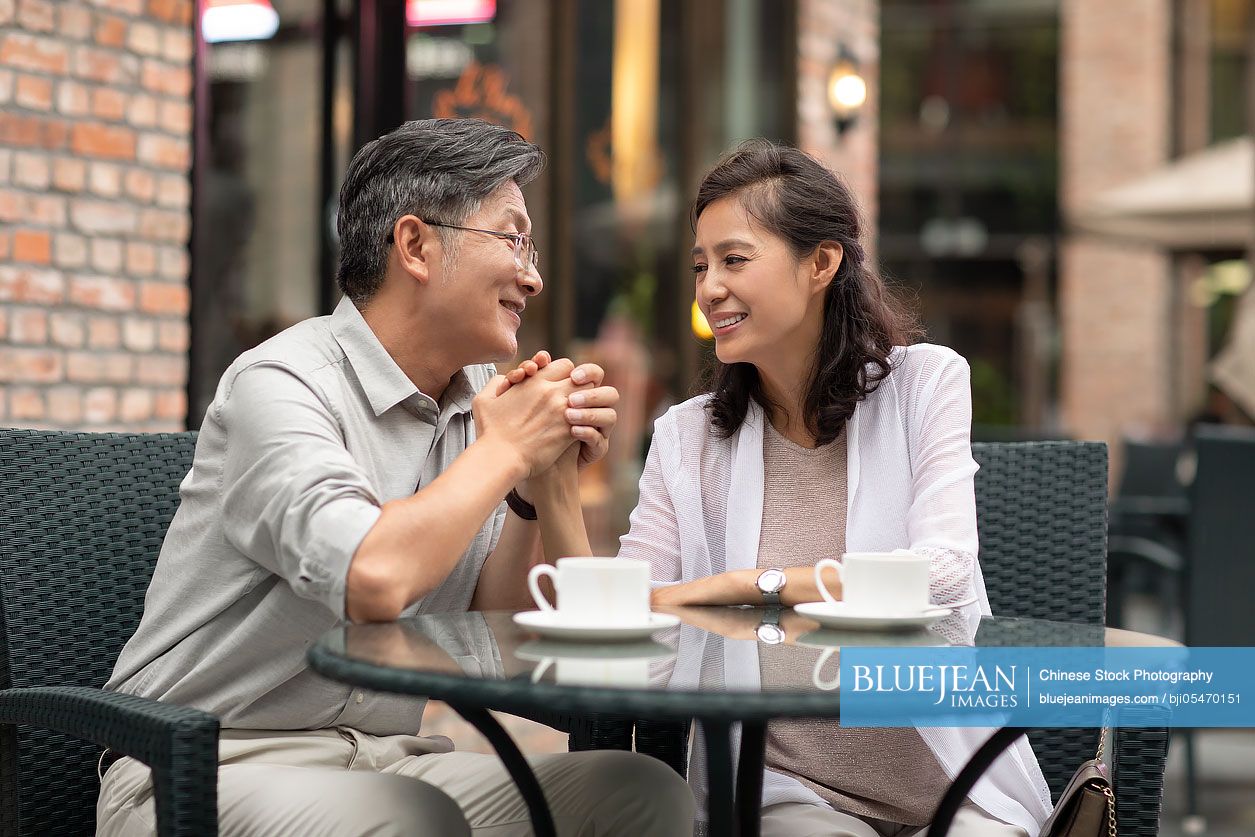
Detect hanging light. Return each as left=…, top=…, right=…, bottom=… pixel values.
left=828, top=69, right=867, bottom=112
left=202, top=0, right=280, bottom=44
left=407, top=0, right=497, bottom=27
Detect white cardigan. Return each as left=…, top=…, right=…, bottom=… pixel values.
left=618, top=343, right=1053, bottom=833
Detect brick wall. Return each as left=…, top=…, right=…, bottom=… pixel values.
left=1059, top=0, right=1174, bottom=448
left=0, top=0, right=194, bottom=431
left=797, top=0, right=879, bottom=232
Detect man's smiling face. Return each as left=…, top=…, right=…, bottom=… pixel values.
left=429, top=180, right=542, bottom=364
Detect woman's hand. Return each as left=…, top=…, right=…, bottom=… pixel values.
left=497, top=352, right=619, bottom=474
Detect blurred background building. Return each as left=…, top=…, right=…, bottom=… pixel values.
left=0, top=0, right=194, bottom=431
left=3, top=1, right=1254, bottom=830
left=5, top=0, right=1250, bottom=478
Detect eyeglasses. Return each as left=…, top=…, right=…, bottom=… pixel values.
left=387, top=219, right=539, bottom=269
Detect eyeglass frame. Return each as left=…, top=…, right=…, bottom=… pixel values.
left=385, top=218, right=539, bottom=269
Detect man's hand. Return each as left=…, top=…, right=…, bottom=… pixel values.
left=473, top=357, right=584, bottom=478
left=497, top=351, right=619, bottom=471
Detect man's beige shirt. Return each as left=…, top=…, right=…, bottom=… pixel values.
left=107, top=297, right=507, bottom=736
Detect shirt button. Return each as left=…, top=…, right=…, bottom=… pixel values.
left=355, top=692, right=364, bottom=704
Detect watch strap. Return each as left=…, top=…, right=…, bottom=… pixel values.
left=505, top=488, right=538, bottom=520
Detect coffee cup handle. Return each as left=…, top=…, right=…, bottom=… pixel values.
left=814, top=558, right=843, bottom=606
left=531, top=658, right=554, bottom=684
left=527, top=564, right=558, bottom=612
left=812, top=647, right=840, bottom=691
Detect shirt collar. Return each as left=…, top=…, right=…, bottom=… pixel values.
left=440, top=367, right=479, bottom=414
left=330, top=296, right=481, bottom=419
left=330, top=296, right=422, bottom=417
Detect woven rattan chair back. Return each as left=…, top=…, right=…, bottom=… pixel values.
left=0, top=428, right=196, bottom=836
left=972, top=441, right=1108, bottom=626
left=971, top=441, right=1108, bottom=802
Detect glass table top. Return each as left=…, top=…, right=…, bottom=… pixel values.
left=309, top=607, right=1167, bottom=722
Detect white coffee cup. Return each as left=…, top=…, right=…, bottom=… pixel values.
left=813, top=550, right=930, bottom=615
left=527, top=558, right=650, bottom=625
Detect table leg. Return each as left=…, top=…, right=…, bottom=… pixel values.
left=736, top=721, right=767, bottom=837
left=447, top=703, right=556, bottom=837
left=926, top=726, right=1027, bottom=837
left=700, top=719, right=735, bottom=836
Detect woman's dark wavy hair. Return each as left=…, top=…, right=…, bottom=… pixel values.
left=695, top=141, right=921, bottom=446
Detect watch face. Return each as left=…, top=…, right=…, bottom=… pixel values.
left=758, top=569, right=786, bottom=593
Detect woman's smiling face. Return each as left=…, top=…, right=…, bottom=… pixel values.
left=692, top=195, right=822, bottom=368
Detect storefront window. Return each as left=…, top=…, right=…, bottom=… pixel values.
left=403, top=0, right=792, bottom=549
left=190, top=0, right=793, bottom=547
left=191, top=0, right=353, bottom=421
left=880, top=0, right=1059, bottom=432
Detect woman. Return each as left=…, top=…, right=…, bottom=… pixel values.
left=616, top=142, right=1053, bottom=837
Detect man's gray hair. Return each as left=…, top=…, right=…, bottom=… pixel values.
left=335, top=118, right=546, bottom=303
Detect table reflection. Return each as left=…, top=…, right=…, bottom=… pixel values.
left=334, top=605, right=990, bottom=696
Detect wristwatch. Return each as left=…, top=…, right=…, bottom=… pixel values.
left=756, top=567, right=787, bottom=606
left=755, top=607, right=786, bottom=644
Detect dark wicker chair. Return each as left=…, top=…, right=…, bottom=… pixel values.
left=969, top=441, right=1169, bottom=837
left=1177, top=425, right=1255, bottom=828
left=0, top=428, right=219, bottom=836
left=582, top=441, right=1169, bottom=836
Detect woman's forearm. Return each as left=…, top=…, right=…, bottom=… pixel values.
left=532, top=456, right=590, bottom=563
left=470, top=450, right=587, bottom=612
left=651, top=565, right=842, bottom=607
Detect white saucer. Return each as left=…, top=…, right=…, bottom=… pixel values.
left=793, top=601, right=952, bottom=631
left=512, top=610, right=681, bottom=642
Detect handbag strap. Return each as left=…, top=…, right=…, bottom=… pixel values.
left=1094, top=727, right=1118, bottom=837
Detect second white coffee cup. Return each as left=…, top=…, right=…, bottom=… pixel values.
left=527, top=557, right=651, bottom=625
left=814, top=550, right=931, bottom=615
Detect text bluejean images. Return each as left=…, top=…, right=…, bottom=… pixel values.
left=839, top=647, right=1255, bottom=727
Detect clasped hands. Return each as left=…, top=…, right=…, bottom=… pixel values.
left=472, top=350, right=619, bottom=493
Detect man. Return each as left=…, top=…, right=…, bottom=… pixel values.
left=98, top=119, right=694, bottom=836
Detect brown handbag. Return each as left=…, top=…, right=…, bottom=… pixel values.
left=1038, top=728, right=1117, bottom=837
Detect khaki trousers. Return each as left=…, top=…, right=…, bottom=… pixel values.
left=760, top=801, right=1029, bottom=837
left=97, top=727, right=695, bottom=837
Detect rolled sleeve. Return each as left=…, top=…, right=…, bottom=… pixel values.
left=218, top=362, right=384, bottom=619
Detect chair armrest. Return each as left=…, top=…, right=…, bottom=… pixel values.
left=1109, top=497, right=1189, bottom=519
left=1107, top=535, right=1184, bottom=573
left=0, top=686, right=218, bottom=837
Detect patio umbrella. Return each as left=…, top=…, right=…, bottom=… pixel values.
left=1070, top=136, right=1253, bottom=250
